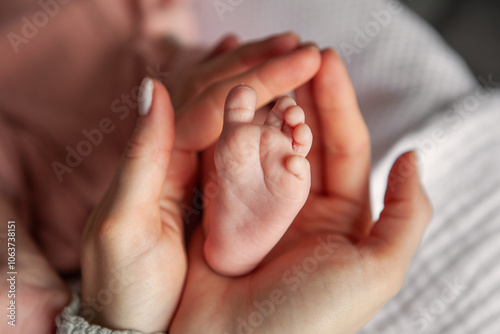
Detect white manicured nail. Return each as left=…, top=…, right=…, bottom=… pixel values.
left=138, top=77, right=154, bottom=116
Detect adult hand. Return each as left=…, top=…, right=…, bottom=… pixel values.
left=168, top=32, right=300, bottom=110
left=81, top=79, right=185, bottom=332
left=170, top=50, right=432, bottom=334
left=173, top=37, right=321, bottom=152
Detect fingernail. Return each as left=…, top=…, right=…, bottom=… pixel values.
left=138, top=77, right=154, bottom=116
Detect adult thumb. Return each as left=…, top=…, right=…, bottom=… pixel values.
left=367, top=152, right=433, bottom=267
left=111, top=77, right=175, bottom=208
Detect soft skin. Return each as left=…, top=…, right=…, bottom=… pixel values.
left=204, top=87, right=313, bottom=276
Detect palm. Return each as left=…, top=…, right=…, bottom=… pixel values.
left=171, top=192, right=377, bottom=334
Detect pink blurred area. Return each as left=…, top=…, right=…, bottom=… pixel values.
left=0, top=0, right=200, bottom=271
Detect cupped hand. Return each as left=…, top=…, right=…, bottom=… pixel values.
left=170, top=50, right=432, bottom=334
left=81, top=79, right=185, bottom=333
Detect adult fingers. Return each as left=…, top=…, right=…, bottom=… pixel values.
left=363, top=152, right=432, bottom=272
left=175, top=45, right=322, bottom=151
left=194, top=32, right=300, bottom=93
left=175, top=33, right=299, bottom=109
left=312, top=49, right=371, bottom=218
left=203, top=34, right=240, bottom=61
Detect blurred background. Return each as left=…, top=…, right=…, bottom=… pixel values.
left=402, top=0, right=500, bottom=86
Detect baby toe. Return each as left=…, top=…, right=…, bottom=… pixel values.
left=264, top=96, right=297, bottom=128
left=285, top=155, right=311, bottom=181
left=284, top=105, right=305, bottom=128
left=276, top=96, right=297, bottom=111
left=292, top=123, right=313, bottom=156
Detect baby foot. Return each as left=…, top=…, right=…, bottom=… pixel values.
left=204, top=85, right=312, bottom=276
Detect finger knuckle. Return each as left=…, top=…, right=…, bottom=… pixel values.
left=123, top=135, right=147, bottom=161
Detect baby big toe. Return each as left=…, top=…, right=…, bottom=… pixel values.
left=224, top=85, right=258, bottom=124
left=284, top=105, right=305, bottom=128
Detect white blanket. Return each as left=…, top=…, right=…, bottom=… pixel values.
left=192, top=0, right=500, bottom=332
